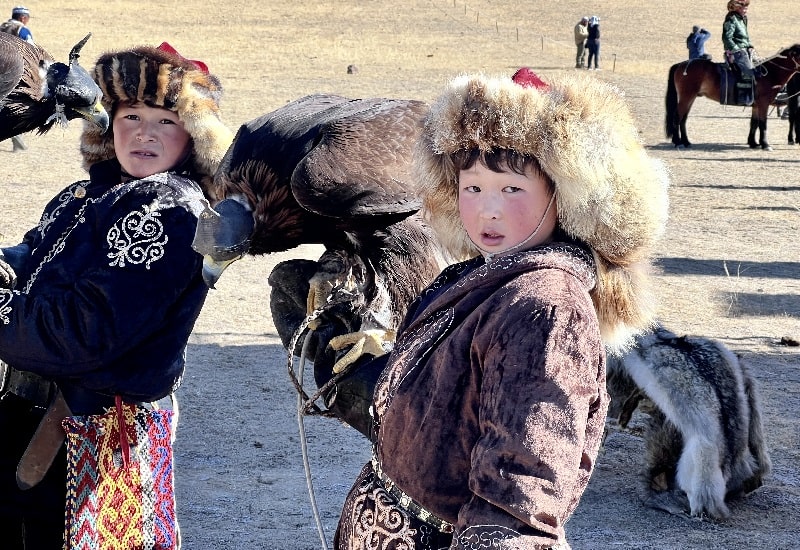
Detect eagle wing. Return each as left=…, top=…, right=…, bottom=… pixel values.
left=290, top=97, right=429, bottom=224
left=0, top=33, right=28, bottom=105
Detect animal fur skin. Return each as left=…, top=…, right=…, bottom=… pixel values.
left=605, top=324, right=771, bottom=519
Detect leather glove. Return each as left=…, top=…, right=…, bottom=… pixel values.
left=269, top=259, right=388, bottom=440
left=314, top=326, right=387, bottom=441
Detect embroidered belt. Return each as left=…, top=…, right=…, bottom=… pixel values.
left=371, top=456, right=454, bottom=534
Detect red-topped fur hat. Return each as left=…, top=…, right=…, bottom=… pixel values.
left=80, top=42, right=233, bottom=191
left=415, top=70, right=671, bottom=350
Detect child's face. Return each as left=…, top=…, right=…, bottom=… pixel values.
left=113, top=103, right=192, bottom=179
left=458, top=162, right=557, bottom=255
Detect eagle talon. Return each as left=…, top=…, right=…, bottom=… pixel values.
left=330, top=329, right=396, bottom=373
left=306, top=268, right=360, bottom=330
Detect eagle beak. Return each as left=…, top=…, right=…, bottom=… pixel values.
left=74, top=100, right=110, bottom=133
left=201, top=255, right=237, bottom=289
left=192, top=198, right=255, bottom=288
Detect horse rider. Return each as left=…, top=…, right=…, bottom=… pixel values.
left=722, top=0, right=755, bottom=105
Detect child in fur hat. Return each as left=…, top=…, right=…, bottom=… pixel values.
left=303, top=69, right=670, bottom=549
left=0, top=43, right=232, bottom=548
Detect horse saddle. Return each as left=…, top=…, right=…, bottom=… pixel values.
left=717, top=63, right=754, bottom=106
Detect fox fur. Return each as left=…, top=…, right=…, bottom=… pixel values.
left=606, top=324, right=771, bottom=519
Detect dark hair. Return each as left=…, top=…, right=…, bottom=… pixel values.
left=451, top=148, right=554, bottom=189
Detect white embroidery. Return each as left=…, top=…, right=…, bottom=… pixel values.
left=454, top=525, right=520, bottom=549
left=37, top=183, right=85, bottom=238
left=106, top=208, right=168, bottom=269
left=0, top=289, right=15, bottom=325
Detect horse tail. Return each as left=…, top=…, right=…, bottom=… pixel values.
left=665, top=63, right=680, bottom=139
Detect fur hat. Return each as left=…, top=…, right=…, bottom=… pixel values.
left=414, top=71, right=670, bottom=350
left=80, top=42, right=233, bottom=188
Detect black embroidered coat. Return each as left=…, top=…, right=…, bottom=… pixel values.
left=335, top=243, right=608, bottom=550
left=0, top=159, right=209, bottom=405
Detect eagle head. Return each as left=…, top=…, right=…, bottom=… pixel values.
left=45, top=34, right=109, bottom=132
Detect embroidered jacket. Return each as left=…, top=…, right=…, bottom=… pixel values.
left=0, top=159, right=209, bottom=404
left=334, top=242, right=608, bottom=550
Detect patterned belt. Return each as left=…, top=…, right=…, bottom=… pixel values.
left=371, top=456, right=454, bottom=534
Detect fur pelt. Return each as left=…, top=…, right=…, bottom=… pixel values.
left=79, top=44, right=233, bottom=189
left=606, top=324, right=771, bottom=519
left=415, top=72, right=670, bottom=350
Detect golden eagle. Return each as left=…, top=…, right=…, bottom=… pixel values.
left=192, top=94, right=447, bottom=371
left=0, top=33, right=108, bottom=140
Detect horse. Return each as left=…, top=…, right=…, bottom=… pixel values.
left=784, top=72, right=800, bottom=144
left=665, top=44, right=800, bottom=150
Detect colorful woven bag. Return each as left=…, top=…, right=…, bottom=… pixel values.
left=62, top=396, right=179, bottom=550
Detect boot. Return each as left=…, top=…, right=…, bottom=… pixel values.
left=736, top=82, right=753, bottom=106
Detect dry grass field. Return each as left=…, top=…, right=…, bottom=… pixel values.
left=1, top=1, right=798, bottom=548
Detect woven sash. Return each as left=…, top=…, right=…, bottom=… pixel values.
left=63, top=397, right=178, bottom=550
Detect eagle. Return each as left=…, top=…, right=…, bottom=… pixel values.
left=191, top=94, right=448, bottom=374
left=0, top=32, right=109, bottom=140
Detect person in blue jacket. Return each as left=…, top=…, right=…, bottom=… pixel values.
left=0, top=42, right=232, bottom=548
left=687, top=25, right=712, bottom=59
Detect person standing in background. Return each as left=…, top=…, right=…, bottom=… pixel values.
left=1, top=6, right=33, bottom=43
left=574, top=16, right=589, bottom=68
left=586, top=15, right=601, bottom=70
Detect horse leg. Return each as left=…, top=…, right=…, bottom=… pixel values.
left=760, top=117, right=771, bottom=150
left=755, top=104, right=772, bottom=150
left=678, top=99, right=694, bottom=148
left=748, top=114, right=759, bottom=148
left=679, top=115, right=692, bottom=148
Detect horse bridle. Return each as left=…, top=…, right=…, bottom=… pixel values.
left=756, top=48, right=800, bottom=77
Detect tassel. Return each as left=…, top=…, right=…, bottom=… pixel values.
left=114, top=395, right=131, bottom=470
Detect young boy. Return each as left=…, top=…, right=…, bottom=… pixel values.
left=301, top=69, right=670, bottom=549
left=0, top=43, right=232, bottom=548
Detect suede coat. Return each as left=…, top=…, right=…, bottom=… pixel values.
left=335, top=242, right=608, bottom=550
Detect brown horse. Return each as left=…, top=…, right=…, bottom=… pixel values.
left=665, top=44, right=800, bottom=150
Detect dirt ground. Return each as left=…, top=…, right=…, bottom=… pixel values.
left=1, top=1, right=798, bottom=548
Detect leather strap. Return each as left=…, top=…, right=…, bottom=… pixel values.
left=16, top=387, right=72, bottom=490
